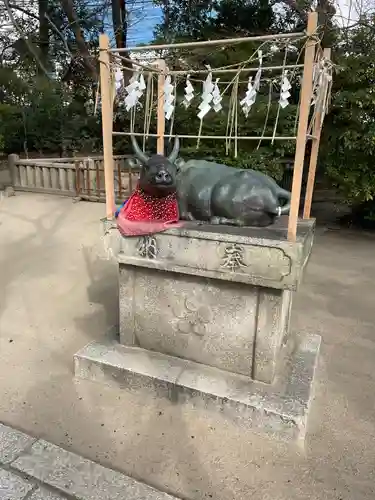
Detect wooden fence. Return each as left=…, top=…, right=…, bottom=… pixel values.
left=8, top=154, right=140, bottom=203
left=8, top=154, right=329, bottom=207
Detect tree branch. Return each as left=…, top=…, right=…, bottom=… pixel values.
left=8, top=3, right=74, bottom=59
left=44, top=13, right=73, bottom=57
left=59, top=0, right=98, bottom=79
left=8, top=3, right=39, bottom=21
left=4, top=0, right=51, bottom=77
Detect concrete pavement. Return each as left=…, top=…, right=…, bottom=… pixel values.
left=0, top=192, right=374, bottom=500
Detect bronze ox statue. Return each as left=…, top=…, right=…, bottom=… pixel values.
left=129, top=135, right=291, bottom=227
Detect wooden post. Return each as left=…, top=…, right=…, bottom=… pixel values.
left=88, top=157, right=96, bottom=198
left=99, top=34, right=115, bottom=220
left=287, top=12, right=318, bottom=241
left=303, top=48, right=331, bottom=219
left=156, top=59, right=166, bottom=155
left=7, top=154, right=19, bottom=187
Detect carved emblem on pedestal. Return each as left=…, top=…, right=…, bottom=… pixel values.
left=137, top=235, right=158, bottom=259
left=221, top=243, right=246, bottom=271
left=173, top=297, right=213, bottom=337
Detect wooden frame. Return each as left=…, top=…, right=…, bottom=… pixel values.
left=99, top=34, right=115, bottom=219
left=303, top=47, right=332, bottom=220
left=156, top=59, right=167, bottom=155
left=99, top=11, right=331, bottom=241
left=287, top=12, right=318, bottom=240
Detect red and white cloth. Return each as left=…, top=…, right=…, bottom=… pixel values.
left=116, top=185, right=182, bottom=236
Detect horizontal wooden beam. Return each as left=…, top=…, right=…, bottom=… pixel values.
left=109, top=32, right=305, bottom=53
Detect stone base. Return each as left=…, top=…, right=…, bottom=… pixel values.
left=74, top=333, right=321, bottom=443
left=117, top=218, right=316, bottom=384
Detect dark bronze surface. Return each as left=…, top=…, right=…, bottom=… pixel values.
left=130, top=135, right=292, bottom=228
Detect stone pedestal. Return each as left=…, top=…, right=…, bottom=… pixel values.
left=118, top=217, right=314, bottom=384
left=75, top=217, right=320, bottom=441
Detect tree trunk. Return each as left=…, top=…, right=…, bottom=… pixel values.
left=60, top=0, right=97, bottom=79
left=38, top=0, right=50, bottom=72
left=316, top=0, right=336, bottom=47
left=111, top=0, right=130, bottom=86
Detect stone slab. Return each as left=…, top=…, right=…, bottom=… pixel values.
left=12, top=440, right=179, bottom=500
left=117, top=217, right=316, bottom=291
left=28, top=488, right=69, bottom=500
left=119, top=265, right=294, bottom=382
left=0, top=469, right=33, bottom=500
left=74, top=333, right=321, bottom=442
left=119, top=266, right=258, bottom=376
left=0, top=423, right=36, bottom=464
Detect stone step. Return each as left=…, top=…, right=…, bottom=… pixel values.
left=0, top=423, right=180, bottom=500
left=74, top=333, right=321, bottom=443
left=0, top=469, right=66, bottom=500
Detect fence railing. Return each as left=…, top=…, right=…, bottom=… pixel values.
left=8, top=154, right=140, bottom=203
left=8, top=154, right=330, bottom=207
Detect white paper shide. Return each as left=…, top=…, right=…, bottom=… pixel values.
left=240, top=50, right=262, bottom=117
left=182, top=75, right=195, bottom=109
left=198, top=71, right=214, bottom=120
left=212, top=79, right=222, bottom=112
left=279, top=71, right=292, bottom=109
left=124, top=72, right=146, bottom=111
left=240, top=77, right=257, bottom=117
left=164, top=75, right=175, bottom=120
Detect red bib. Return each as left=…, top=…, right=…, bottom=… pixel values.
left=117, top=185, right=181, bottom=237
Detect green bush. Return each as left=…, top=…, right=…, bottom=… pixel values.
left=321, top=19, right=375, bottom=221
left=180, top=145, right=286, bottom=180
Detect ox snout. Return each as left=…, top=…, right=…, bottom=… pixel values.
left=155, top=170, right=173, bottom=185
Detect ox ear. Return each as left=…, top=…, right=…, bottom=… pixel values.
left=124, top=158, right=140, bottom=170
left=175, top=157, right=185, bottom=173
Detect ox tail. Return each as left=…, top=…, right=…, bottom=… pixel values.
left=277, top=187, right=291, bottom=215
left=269, top=187, right=291, bottom=216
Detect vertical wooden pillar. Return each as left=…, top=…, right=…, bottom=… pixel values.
left=303, top=48, right=331, bottom=219
left=287, top=12, right=318, bottom=241
left=8, top=154, right=19, bottom=187
left=156, top=59, right=166, bottom=155
left=99, top=34, right=115, bottom=220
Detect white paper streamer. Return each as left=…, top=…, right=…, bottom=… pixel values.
left=240, top=76, right=257, bottom=117
left=212, top=79, right=222, bottom=112
left=279, top=71, right=292, bottom=109
left=164, top=75, right=175, bottom=120
left=139, top=73, right=146, bottom=91
left=124, top=72, right=145, bottom=111
left=182, top=75, right=195, bottom=108
left=198, top=71, right=214, bottom=120
left=240, top=50, right=262, bottom=117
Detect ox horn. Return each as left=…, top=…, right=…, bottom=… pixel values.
left=130, top=135, right=149, bottom=164
left=168, top=136, right=180, bottom=163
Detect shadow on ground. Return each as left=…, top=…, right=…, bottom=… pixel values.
left=0, top=193, right=374, bottom=500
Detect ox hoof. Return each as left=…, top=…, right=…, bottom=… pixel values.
left=210, top=216, right=245, bottom=226
left=209, top=217, right=221, bottom=225
left=186, top=212, right=196, bottom=221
